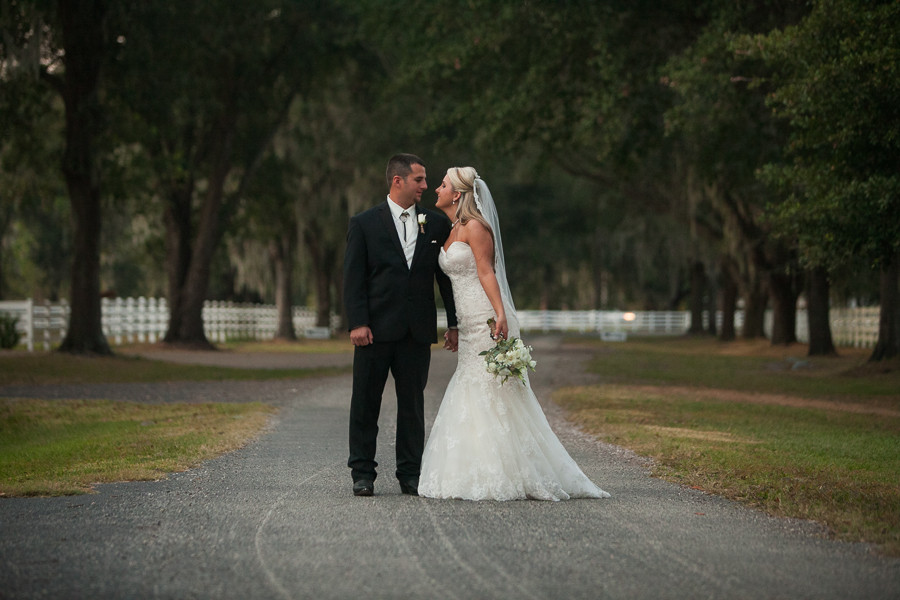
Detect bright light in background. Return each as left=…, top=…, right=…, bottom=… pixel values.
left=622, top=312, right=636, bottom=322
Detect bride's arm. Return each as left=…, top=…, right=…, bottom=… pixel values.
left=462, top=221, right=509, bottom=340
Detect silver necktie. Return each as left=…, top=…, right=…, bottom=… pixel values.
left=400, top=211, right=409, bottom=241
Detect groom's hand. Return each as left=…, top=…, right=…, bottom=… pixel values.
left=350, top=326, right=373, bottom=346
left=443, top=328, right=459, bottom=352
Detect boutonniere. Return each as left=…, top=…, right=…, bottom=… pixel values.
left=418, top=213, right=427, bottom=234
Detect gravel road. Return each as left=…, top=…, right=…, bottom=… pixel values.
left=1, top=336, right=898, bottom=599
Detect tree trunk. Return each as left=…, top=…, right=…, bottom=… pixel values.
left=741, top=281, right=768, bottom=339
left=162, top=182, right=193, bottom=344
left=303, top=220, right=335, bottom=330
left=314, top=251, right=334, bottom=329
left=269, top=236, right=296, bottom=340
left=539, top=264, right=553, bottom=310
left=769, top=270, right=800, bottom=346
left=592, top=236, right=605, bottom=309
left=175, top=186, right=225, bottom=347
left=687, top=260, right=706, bottom=334
left=870, top=254, right=900, bottom=361
left=719, top=263, right=738, bottom=342
left=0, top=210, right=9, bottom=299
left=163, top=111, right=236, bottom=348
left=335, top=257, right=346, bottom=331
left=706, top=268, right=718, bottom=336
left=806, top=267, right=836, bottom=356
left=57, top=0, right=111, bottom=355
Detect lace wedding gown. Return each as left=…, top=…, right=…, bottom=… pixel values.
left=419, top=241, right=610, bottom=501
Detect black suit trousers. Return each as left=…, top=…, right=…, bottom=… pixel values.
left=347, top=333, right=431, bottom=482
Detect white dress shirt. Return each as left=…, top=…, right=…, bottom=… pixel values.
left=387, top=196, right=416, bottom=268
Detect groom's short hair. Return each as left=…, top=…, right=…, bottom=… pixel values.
left=386, top=153, right=425, bottom=187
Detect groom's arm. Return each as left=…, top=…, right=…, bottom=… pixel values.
left=437, top=267, right=458, bottom=351
left=343, top=216, right=370, bottom=332
left=436, top=267, right=457, bottom=330
left=435, top=215, right=458, bottom=332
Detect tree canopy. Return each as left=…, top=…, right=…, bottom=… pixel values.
left=1, top=0, right=896, bottom=357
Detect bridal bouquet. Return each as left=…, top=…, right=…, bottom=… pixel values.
left=479, top=319, right=537, bottom=385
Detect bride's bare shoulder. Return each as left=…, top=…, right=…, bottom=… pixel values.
left=459, top=219, right=490, bottom=241
left=458, top=220, right=494, bottom=262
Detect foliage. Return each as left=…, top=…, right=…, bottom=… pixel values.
left=661, top=2, right=812, bottom=343
left=0, top=47, right=71, bottom=301
left=356, top=1, right=694, bottom=168
left=100, top=0, right=353, bottom=343
left=3, top=0, right=897, bottom=336
left=350, top=0, right=710, bottom=310
left=0, top=311, right=20, bottom=348
left=263, top=59, right=387, bottom=317
left=748, top=0, right=900, bottom=269
left=663, top=3, right=799, bottom=200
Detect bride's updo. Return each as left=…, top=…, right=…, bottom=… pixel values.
left=447, top=166, right=494, bottom=244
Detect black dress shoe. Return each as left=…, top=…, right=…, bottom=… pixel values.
left=398, top=479, right=419, bottom=496
left=353, top=480, right=374, bottom=496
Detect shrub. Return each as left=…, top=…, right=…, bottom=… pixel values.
left=0, top=312, right=21, bottom=349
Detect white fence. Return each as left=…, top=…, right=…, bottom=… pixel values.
left=826, top=307, right=881, bottom=349
left=0, top=298, right=341, bottom=351
left=0, top=298, right=883, bottom=351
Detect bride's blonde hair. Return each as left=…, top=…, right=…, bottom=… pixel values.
left=447, top=166, right=495, bottom=263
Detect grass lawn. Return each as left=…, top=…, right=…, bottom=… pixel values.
left=0, top=340, right=347, bottom=496
left=555, top=336, right=900, bottom=556
left=0, top=349, right=350, bottom=386
left=0, top=398, right=276, bottom=496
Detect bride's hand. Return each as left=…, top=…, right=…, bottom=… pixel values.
left=491, top=315, right=509, bottom=341
left=443, top=328, right=459, bottom=352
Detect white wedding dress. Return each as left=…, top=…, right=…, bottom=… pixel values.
left=419, top=241, right=610, bottom=501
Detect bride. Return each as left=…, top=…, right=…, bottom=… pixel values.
left=418, top=167, right=610, bottom=501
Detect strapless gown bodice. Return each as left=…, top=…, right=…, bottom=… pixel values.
left=438, top=241, right=506, bottom=376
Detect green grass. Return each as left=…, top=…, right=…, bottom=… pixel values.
left=555, top=337, right=900, bottom=555
left=582, top=336, right=900, bottom=401
left=0, top=398, right=277, bottom=496
left=0, top=342, right=348, bottom=496
left=0, top=352, right=349, bottom=386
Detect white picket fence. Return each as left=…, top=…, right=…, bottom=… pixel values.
left=827, top=307, right=881, bottom=349
left=0, top=298, right=341, bottom=351
left=0, top=298, right=883, bottom=351
left=442, top=307, right=879, bottom=349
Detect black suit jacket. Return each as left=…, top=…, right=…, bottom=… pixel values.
left=343, top=202, right=457, bottom=345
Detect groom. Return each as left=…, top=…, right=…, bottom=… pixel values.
left=343, top=153, right=458, bottom=497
